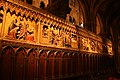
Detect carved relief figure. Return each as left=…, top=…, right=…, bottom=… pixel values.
left=49, top=27, right=59, bottom=45
left=26, top=19, right=35, bottom=42
left=57, top=28, right=63, bottom=47
left=42, top=25, right=48, bottom=38
left=49, top=26, right=64, bottom=47
left=90, top=40, right=96, bottom=51
left=16, top=17, right=27, bottom=40
left=97, top=42, right=103, bottom=53
left=6, top=12, right=35, bottom=42
left=53, top=28, right=59, bottom=45
left=81, top=37, right=89, bottom=50
left=71, top=34, right=77, bottom=42
left=26, top=24, right=34, bottom=42
left=64, top=32, right=71, bottom=47
left=8, top=17, right=20, bottom=39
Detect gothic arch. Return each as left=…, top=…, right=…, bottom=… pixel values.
left=14, top=47, right=27, bottom=80
left=54, top=51, right=62, bottom=58
left=27, top=48, right=37, bottom=57
left=39, top=50, right=48, bottom=57
left=67, top=52, right=74, bottom=75
left=26, top=48, right=37, bottom=80
left=61, top=52, right=69, bottom=76
left=1, top=46, right=15, bottom=55
left=96, top=14, right=104, bottom=35
left=16, top=47, right=27, bottom=56
left=38, top=50, right=47, bottom=80
left=0, top=46, right=15, bottom=80
left=46, top=51, right=55, bottom=78
left=54, top=51, right=62, bottom=77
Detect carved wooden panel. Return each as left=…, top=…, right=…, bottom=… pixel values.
left=54, top=51, right=62, bottom=77
left=46, top=51, right=55, bottom=79
left=38, top=50, right=47, bottom=80
left=26, top=49, right=37, bottom=80
left=14, top=47, right=27, bottom=80
left=0, top=46, right=15, bottom=80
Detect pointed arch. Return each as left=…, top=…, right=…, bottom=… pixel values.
left=68, top=52, right=74, bottom=75
left=39, top=49, right=48, bottom=57
left=55, top=51, right=62, bottom=58
left=47, top=50, right=55, bottom=58
left=27, top=48, right=37, bottom=57
left=46, top=50, right=55, bottom=78
left=1, top=46, right=15, bottom=55
left=61, top=52, right=69, bottom=76
left=54, top=51, right=62, bottom=77
left=16, top=47, right=27, bottom=56
left=26, top=48, right=37, bottom=80
left=0, top=46, right=15, bottom=80
left=14, top=47, right=27, bottom=80
left=96, top=13, right=104, bottom=35
left=38, top=49, right=47, bottom=80
left=73, top=53, right=79, bottom=74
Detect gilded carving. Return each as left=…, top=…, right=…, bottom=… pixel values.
left=5, top=11, right=36, bottom=42
left=97, top=42, right=103, bottom=53
left=64, top=32, right=71, bottom=47
left=80, top=37, right=89, bottom=51
left=42, top=25, right=48, bottom=38
left=89, top=40, right=96, bottom=51
left=107, top=45, right=113, bottom=55
left=0, top=1, right=106, bottom=54
left=49, top=27, right=61, bottom=46
left=0, top=8, right=3, bottom=36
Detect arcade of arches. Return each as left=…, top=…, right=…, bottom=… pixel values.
left=0, top=0, right=120, bottom=80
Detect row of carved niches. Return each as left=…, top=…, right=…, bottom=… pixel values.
left=80, top=37, right=103, bottom=53
left=3, top=10, right=77, bottom=48
left=0, top=7, right=3, bottom=36
left=5, top=10, right=38, bottom=42
left=1, top=11, right=103, bottom=52
left=41, top=24, right=78, bottom=48
left=41, top=24, right=103, bottom=53
left=0, top=1, right=104, bottom=53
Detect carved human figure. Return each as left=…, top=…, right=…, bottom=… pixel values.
left=17, top=17, right=27, bottom=40
left=65, top=32, right=71, bottom=47
left=42, top=25, right=48, bottom=37
left=81, top=37, right=89, bottom=50
left=26, top=24, right=34, bottom=42
left=8, top=18, right=20, bottom=39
